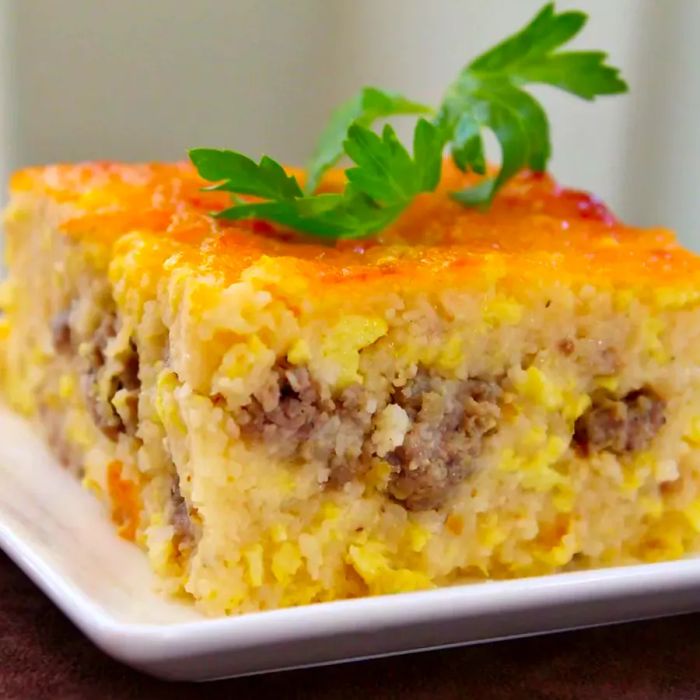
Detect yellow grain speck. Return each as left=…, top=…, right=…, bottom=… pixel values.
left=435, top=334, right=464, bottom=372
left=406, top=521, right=431, bottom=550
left=483, top=296, right=523, bottom=325
left=347, top=542, right=387, bottom=583
left=641, top=317, right=668, bottom=364
left=271, top=542, right=302, bottom=584
left=684, top=417, right=700, bottom=446
left=242, top=544, right=264, bottom=587
left=683, top=500, right=700, bottom=532
left=270, top=523, right=288, bottom=543
left=515, top=367, right=562, bottom=409
left=58, top=373, right=76, bottom=399
left=287, top=338, right=311, bottom=364
left=595, top=375, right=619, bottom=392
left=321, top=315, right=388, bottom=386
left=614, top=289, right=635, bottom=312
left=319, top=501, right=341, bottom=521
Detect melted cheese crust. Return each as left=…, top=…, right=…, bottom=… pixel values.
left=10, top=161, right=700, bottom=302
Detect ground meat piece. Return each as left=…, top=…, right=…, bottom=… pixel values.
left=116, top=388, right=140, bottom=437
left=39, top=403, right=83, bottom=473
left=113, top=340, right=141, bottom=437
left=572, top=339, right=623, bottom=375
left=240, top=364, right=329, bottom=450
left=83, top=381, right=122, bottom=440
left=625, top=390, right=666, bottom=450
left=558, top=338, right=622, bottom=375
left=597, top=346, right=622, bottom=375
left=239, top=363, right=373, bottom=482
left=557, top=338, right=575, bottom=356
left=82, top=314, right=119, bottom=439
left=238, top=362, right=501, bottom=510
left=386, top=373, right=501, bottom=511
left=82, top=313, right=141, bottom=440
left=93, top=313, right=117, bottom=361
left=120, top=341, right=140, bottom=391
left=170, top=473, right=194, bottom=557
left=573, top=387, right=666, bottom=456
left=51, top=310, right=72, bottom=354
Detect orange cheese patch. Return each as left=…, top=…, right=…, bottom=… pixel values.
left=10, top=161, right=699, bottom=298
left=106, top=460, right=141, bottom=541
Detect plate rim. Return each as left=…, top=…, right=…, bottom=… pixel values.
left=5, top=513, right=700, bottom=673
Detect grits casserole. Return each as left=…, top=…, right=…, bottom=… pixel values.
left=3, top=161, right=700, bottom=616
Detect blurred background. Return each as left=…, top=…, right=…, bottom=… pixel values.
left=0, top=0, right=698, bottom=245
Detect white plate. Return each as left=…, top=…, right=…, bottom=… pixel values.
left=2, top=404, right=700, bottom=681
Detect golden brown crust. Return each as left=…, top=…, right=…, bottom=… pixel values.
left=9, top=160, right=700, bottom=297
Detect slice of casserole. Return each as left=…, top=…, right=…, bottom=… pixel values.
left=3, top=162, right=700, bottom=615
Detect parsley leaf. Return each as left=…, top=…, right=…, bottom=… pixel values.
left=345, top=119, right=442, bottom=204
left=467, top=5, right=626, bottom=99
left=190, top=149, right=303, bottom=200
left=196, top=118, right=443, bottom=240
left=440, top=2, right=627, bottom=205
left=305, top=87, right=433, bottom=194
left=190, top=3, right=628, bottom=238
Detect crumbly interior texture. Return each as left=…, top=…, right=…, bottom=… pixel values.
left=4, top=163, right=700, bottom=615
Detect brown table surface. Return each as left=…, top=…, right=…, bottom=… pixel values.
left=2, top=550, right=700, bottom=700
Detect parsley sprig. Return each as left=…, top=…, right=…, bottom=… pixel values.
left=439, top=3, right=627, bottom=204
left=191, top=119, right=442, bottom=238
left=190, top=3, right=627, bottom=240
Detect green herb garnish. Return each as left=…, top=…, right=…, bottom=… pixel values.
left=190, top=3, right=627, bottom=240
left=191, top=119, right=441, bottom=238
left=304, top=88, right=433, bottom=195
